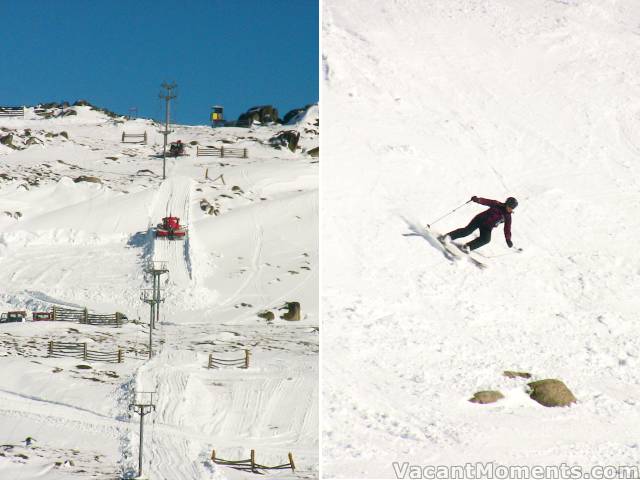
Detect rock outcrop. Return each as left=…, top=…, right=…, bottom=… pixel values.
left=469, top=391, right=504, bottom=404
left=528, top=379, right=577, bottom=407
left=237, top=105, right=279, bottom=126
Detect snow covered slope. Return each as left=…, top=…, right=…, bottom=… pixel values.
left=0, top=104, right=318, bottom=478
left=323, top=0, right=640, bottom=477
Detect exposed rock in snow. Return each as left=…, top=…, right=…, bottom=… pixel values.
left=528, top=379, right=577, bottom=408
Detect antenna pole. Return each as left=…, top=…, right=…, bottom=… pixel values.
left=159, top=82, right=177, bottom=180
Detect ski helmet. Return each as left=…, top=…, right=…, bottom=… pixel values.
left=505, top=197, right=518, bottom=208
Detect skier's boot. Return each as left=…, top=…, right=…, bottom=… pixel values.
left=460, top=244, right=471, bottom=254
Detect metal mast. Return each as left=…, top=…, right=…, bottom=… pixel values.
left=129, top=391, right=156, bottom=479
left=140, top=287, right=165, bottom=359
left=158, top=82, right=177, bottom=180
left=144, top=260, right=169, bottom=328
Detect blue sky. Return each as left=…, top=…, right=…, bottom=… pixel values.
left=1, top=0, right=318, bottom=125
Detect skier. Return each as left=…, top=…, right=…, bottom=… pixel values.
left=442, top=196, right=518, bottom=251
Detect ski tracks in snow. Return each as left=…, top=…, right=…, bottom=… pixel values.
left=218, top=221, right=266, bottom=309
left=115, top=349, right=207, bottom=479
left=150, top=176, right=194, bottom=285
left=0, top=388, right=122, bottom=440
left=137, top=349, right=213, bottom=480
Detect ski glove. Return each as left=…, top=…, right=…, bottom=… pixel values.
left=506, top=240, right=513, bottom=248
left=471, top=196, right=478, bottom=202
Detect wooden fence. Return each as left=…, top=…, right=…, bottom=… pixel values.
left=51, top=306, right=126, bottom=326
left=207, top=350, right=250, bottom=369
left=210, top=449, right=295, bottom=473
left=121, top=132, right=147, bottom=144
left=0, top=107, right=24, bottom=118
left=48, top=341, right=124, bottom=363
left=204, top=170, right=225, bottom=184
left=196, top=145, right=248, bottom=158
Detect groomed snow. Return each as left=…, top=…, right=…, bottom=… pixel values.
left=0, top=104, right=318, bottom=478
left=323, top=0, right=640, bottom=477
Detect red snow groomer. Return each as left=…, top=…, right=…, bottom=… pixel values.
left=156, top=216, right=187, bottom=239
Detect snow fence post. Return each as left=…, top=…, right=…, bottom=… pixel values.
left=221, top=146, right=225, bottom=158
left=205, top=168, right=208, bottom=179
left=83, top=343, right=87, bottom=361
left=210, top=173, right=227, bottom=185
left=244, top=349, right=250, bottom=369
left=117, top=349, right=123, bottom=363
left=143, top=131, right=147, bottom=144
left=243, top=148, right=247, bottom=159
left=48, top=341, right=53, bottom=356
left=211, top=449, right=216, bottom=462
left=52, top=306, right=57, bottom=321
left=82, top=307, right=88, bottom=324
left=115, top=312, right=123, bottom=327
left=250, top=449, right=256, bottom=473
left=207, top=353, right=212, bottom=369
left=121, top=132, right=124, bottom=142
left=288, top=452, right=295, bottom=472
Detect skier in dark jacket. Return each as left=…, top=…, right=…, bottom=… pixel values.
left=444, top=196, right=518, bottom=251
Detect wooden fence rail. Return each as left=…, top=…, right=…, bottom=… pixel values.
left=210, top=449, right=295, bottom=473
left=196, top=145, right=248, bottom=159
left=48, top=341, right=123, bottom=363
left=207, top=350, right=250, bottom=369
left=51, top=306, right=126, bottom=326
left=204, top=170, right=225, bottom=184
left=0, top=107, right=24, bottom=118
left=121, top=132, right=147, bottom=144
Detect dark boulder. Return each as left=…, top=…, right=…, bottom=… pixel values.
left=528, top=379, right=577, bottom=407
left=283, top=107, right=307, bottom=124
left=469, top=390, right=504, bottom=404
left=74, top=176, right=102, bottom=184
left=283, top=104, right=314, bottom=124
left=280, top=301, right=301, bottom=321
left=0, top=134, right=18, bottom=149
left=503, top=370, right=532, bottom=379
left=269, top=130, right=300, bottom=152
left=237, top=105, right=279, bottom=126
left=257, top=311, right=275, bottom=322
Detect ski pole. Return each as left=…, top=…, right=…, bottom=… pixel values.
left=427, top=200, right=472, bottom=228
